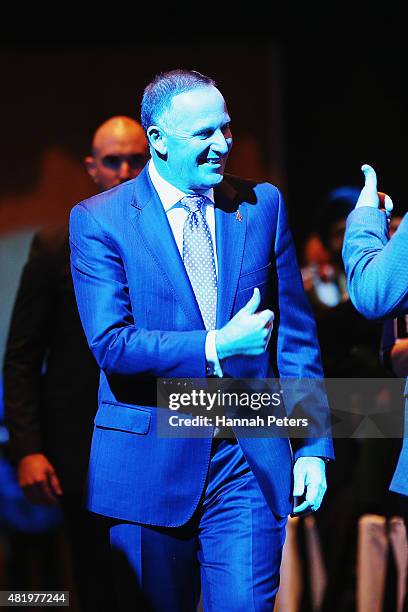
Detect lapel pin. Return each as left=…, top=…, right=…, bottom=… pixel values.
left=235, top=210, right=243, bottom=222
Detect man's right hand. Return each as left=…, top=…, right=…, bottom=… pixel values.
left=216, top=288, right=274, bottom=359
left=17, top=453, right=63, bottom=505
left=356, top=164, right=393, bottom=215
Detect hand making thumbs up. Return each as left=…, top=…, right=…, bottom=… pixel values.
left=356, top=164, right=393, bottom=216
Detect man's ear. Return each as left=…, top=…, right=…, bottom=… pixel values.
left=147, top=126, right=167, bottom=156
left=84, top=156, right=98, bottom=183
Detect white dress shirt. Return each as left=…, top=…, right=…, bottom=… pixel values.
left=148, top=160, right=222, bottom=376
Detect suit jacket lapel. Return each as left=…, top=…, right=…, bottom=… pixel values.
left=129, top=169, right=246, bottom=331
left=130, top=169, right=205, bottom=329
left=214, top=179, right=247, bottom=328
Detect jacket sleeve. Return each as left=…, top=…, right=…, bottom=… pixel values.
left=343, top=207, right=408, bottom=319
left=272, top=187, right=334, bottom=460
left=3, top=233, right=54, bottom=463
left=69, top=203, right=208, bottom=378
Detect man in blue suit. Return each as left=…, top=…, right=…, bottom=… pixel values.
left=343, top=164, right=408, bottom=501
left=70, top=69, right=333, bottom=610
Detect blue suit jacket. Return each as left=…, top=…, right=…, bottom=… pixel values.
left=344, top=207, right=408, bottom=495
left=69, top=167, right=333, bottom=526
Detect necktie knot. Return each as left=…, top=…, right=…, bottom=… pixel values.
left=181, top=195, right=208, bottom=214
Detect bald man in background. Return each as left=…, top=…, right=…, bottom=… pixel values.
left=3, top=116, right=149, bottom=611
left=85, top=116, right=148, bottom=191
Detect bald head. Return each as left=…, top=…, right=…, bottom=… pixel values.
left=85, top=116, right=149, bottom=191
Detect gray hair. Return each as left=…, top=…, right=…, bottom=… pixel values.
left=141, top=69, right=216, bottom=132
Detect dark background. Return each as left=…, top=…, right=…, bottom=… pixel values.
left=0, top=17, right=406, bottom=249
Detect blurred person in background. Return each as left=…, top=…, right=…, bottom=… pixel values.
left=0, top=387, right=64, bottom=595
left=2, top=116, right=149, bottom=611
left=302, top=187, right=359, bottom=316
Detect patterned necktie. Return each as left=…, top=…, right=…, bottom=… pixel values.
left=181, top=195, right=217, bottom=330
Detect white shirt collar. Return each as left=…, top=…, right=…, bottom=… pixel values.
left=148, top=159, right=214, bottom=212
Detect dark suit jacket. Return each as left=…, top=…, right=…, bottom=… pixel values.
left=343, top=206, right=408, bottom=495
left=3, top=224, right=99, bottom=493
left=70, top=167, right=334, bottom=526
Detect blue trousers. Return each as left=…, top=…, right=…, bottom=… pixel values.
left=109, top=438, right=287, bottom=611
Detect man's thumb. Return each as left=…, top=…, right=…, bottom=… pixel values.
left=362, top=164, right=378, bottom=190
left=243, top=288, right=261, bottom=314
left=356, top=164, right=380, bottom=208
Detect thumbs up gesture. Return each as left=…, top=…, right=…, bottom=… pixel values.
left=216, top=288, right=274, bottom=359
left=356, top=164, right=393, bottom=216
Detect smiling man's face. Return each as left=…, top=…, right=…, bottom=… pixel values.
left=154, top=86, right=232, bottom=193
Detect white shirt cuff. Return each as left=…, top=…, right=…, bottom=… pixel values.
left=205, top=331, right=223, bottom=378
